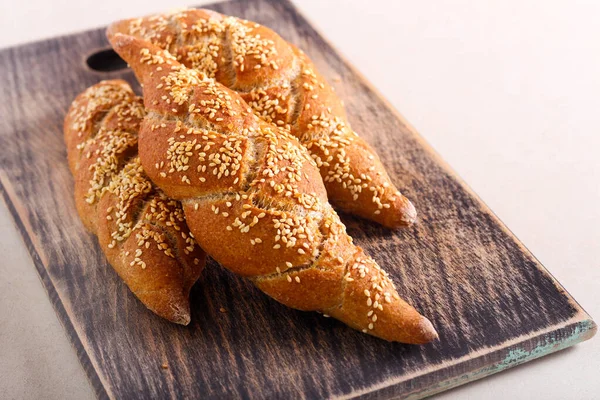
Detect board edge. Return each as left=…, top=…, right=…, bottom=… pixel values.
left=338, top=317, right=596, bottom=399
left=405, top=318, right=597, bottom=400
left=0, top=173, right=111, bottom=400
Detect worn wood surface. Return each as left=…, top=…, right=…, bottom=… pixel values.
left=0, top=0, right=595, bottom=398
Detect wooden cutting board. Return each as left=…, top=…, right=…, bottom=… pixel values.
left=0, top=0, right=595, bottom=398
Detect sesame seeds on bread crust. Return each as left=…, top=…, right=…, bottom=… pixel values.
left=111, top=35, right=436, bottom=343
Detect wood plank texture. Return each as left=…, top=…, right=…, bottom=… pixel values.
left=0, top=0, right=595, bottom=398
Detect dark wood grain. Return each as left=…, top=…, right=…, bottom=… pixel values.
left=0, top=0, right=595, bottom=398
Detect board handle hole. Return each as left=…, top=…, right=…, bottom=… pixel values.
left=86, top=48, right=128, bottom=72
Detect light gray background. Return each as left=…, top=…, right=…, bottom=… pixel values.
left=0, top=0, right=598, bottom=399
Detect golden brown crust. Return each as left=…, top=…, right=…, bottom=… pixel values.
left=111, top=35, right=436, bottom=343
left=107, top=9, right=417, bottom=228
left=64, top=80, right=206, bottom=325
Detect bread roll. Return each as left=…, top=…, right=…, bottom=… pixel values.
left=111, top=35, right=437, bottom=343
left=108, top=9, right=417, bottom=229
left=64, top=80, right=206, bottom=324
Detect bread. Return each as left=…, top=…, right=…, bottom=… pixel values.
left=64, top=80, right=206, bottom=325
left=111, top=34, right=437, bottom=343
left=107, top=9, right=417, bottom=229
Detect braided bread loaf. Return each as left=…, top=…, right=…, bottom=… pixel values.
left=111, top=34, right=436, bottom=343
left=64, top=80, right=206, bottom=325
left=107, top=9, right=417, bottom=229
